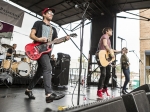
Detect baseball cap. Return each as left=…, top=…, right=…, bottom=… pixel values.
left=42, top=8, right=55, bottom=15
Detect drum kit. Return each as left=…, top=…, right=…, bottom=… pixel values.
left=0, top=43, right=38, bottom=77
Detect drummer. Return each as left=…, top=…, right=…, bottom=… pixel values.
left=6, top=44, right=17, bottom=62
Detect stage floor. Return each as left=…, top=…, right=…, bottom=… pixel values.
left=0, top=84, right=128, bottom=112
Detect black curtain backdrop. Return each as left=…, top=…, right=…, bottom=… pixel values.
left=90, top=14, right=114, bottom=55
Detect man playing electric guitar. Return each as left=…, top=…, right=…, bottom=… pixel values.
left=95, top=27, right=120, bottom=99
left=25, top=8, right=70, bottom=103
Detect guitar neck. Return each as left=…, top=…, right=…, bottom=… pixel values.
left=47, top=36, right=66, bottom=46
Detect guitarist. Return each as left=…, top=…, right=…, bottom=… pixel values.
left=25, top=8, right=70, bottom=103
left=96, top=27, right=120, bottom=99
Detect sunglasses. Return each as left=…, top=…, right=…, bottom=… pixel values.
left=47, top=11, right=54, bottom=16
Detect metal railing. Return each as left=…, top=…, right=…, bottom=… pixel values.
left=69, top=68, right=86, bottom=85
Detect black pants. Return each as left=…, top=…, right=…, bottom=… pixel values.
left=96, top=54, right=111, bottom=90
left=122, top=68, right=130, bottom=90
left=28, top=54, right=52, bottom=95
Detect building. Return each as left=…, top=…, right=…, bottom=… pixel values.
left=140, top=9, right=150, bottom=85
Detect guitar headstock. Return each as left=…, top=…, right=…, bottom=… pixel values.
left=69, top=33, right=77, bottom=38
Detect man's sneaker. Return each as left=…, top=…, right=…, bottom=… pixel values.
left=25, top=90, right=35, bottom=99
left=46, top=93, right=65, bottom=103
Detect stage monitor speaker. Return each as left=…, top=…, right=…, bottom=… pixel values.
left=52, top=53, right=70, bottom=86
left=146, top=92, right=150, bottom=104
left=63, top=97, right=127, bottom=112
left=131, top=84, right=150, bottom=93
left=122, top=90, right=150, bottom=112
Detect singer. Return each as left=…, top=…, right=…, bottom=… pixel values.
left=121, top=47, right=130, bottom=94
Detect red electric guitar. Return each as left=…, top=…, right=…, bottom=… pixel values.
left=25, top=33, right=77, bottom=60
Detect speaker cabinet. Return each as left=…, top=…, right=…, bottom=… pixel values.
left=131, top=84, right=150, bottom=93
left=52, top=53, right=70, bottom=86
left=122, top=90, right=150, bottom=112
left=64, top=97, right=127, bottom=112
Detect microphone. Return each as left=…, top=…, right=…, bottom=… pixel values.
left=118, top=36, right=125, bottom=40
left=129, top=50, right=134, bottom=52
left=75, top=2, right=88, bottom=8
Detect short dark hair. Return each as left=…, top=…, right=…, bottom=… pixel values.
left=13, top=44, right=17, bottom=46
left=122, top=47, right=128, bottom=50
left=102, top=27, right=112, bottom=34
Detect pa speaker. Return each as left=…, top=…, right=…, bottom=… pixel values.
left=64, top=97, right=127, bottom=112
left=131, top=84, right=150, bottom=93
left=146, top=92, right=150, bottom=104
left=122, top=90, right=150, bottom=112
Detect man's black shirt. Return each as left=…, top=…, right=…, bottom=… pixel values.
left=6, top=48, right=16, bottom=59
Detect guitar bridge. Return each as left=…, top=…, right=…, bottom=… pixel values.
left=36, top=44, right=48, bottom=53
left=105, top=54, right=112, bottom=62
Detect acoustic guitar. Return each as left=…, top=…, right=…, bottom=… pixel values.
left=25, top=33, right=77, bottom=60
left=98, top=49, right=115, bottom=67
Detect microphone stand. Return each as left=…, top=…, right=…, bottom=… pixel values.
left=131, top=51, right=142, bottom=86
left=118, top=37, right=124, bottom=96
left=77, top=2, right=89, bottom=105
left=125, top=40, right=127, bottom=48
left=56, top=68, right=66, bottom=78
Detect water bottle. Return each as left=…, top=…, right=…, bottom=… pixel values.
left=83, top=94, right=87, bottom=104
left=112, top=92, right=115, bottom=98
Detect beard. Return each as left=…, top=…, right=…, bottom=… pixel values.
left=46, top=17, right=52, bottom=21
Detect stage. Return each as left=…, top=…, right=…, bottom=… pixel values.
left=0, top=84, right=122, bottom=112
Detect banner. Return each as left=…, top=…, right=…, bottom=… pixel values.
left=0, top=21, right=14, bottom=38
left=0, top=1, right=24, bottom=27
left=0, top=21, right=14, bottom=59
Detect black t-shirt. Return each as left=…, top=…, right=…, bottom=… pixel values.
left=32, top=21, right=58, bottom=41
left=32, top=21, right=58, bottom=56
left=6, top=48, right=16, bottom=59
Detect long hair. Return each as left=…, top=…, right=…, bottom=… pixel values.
left=122, top=47, right=128, bottom=54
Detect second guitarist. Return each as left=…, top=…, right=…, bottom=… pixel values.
left=24, top=8, right=70, bottom=103
left=96, top=27, right=120, bottom=99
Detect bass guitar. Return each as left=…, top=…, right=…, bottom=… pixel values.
left=25, top=33, right=77, bottom=60
left=98, top=49, right=115, bottom=67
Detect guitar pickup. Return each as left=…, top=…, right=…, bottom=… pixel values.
left=36, top=44, right=48, bottom=53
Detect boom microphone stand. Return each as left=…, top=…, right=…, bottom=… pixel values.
left=77, top=2, right=89, bottom=105
left=118, top=36, right=125, bottom=95
left=129, top=50, right=142, bottom=86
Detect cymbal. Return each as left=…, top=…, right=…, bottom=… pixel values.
left=2, top=44, right=12, bottom=48
left=14, top=54, right=25, bottom=57
left=16, top=50, right=24, bottom=53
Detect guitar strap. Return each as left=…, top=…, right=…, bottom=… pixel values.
left=48, top=25, right=53, bottom=42
left=96, top=43, right=100, bottom=52
left=95, top=41, right=100, bottom=56
left=48, top=24, right=54, bottom=57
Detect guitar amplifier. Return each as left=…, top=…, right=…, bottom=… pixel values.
left=57, top=52, right=70, bottom=60
left=52, top=53, right=70, bottom=86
